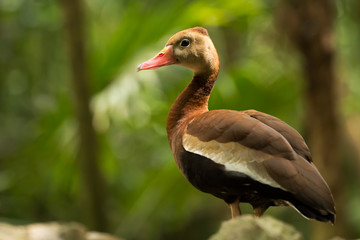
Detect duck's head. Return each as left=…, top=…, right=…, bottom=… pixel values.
left=137, top=27, right=219, bottom=76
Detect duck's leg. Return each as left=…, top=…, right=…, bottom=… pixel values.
left=252, top=203, right=269, bottom=218
left=229, top=199, right=241, bottom=218
left=253, top=206, right=267, bottom=218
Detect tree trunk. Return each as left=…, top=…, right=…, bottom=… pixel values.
left=59, top=0, right=108, bottom=231
left=276, top=0, right=348, bottom=239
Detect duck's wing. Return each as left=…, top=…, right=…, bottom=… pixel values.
left=243, top=109, right=312, bottom=162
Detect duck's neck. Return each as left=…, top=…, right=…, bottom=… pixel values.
left=166, top=71, right=218, bottom=139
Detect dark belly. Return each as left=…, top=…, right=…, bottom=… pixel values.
left=176, top=148, right=291, bottom=206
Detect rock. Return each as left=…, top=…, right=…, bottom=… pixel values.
left=0, top=223, right=27, bottom=240
left=27, top=222, right=86, bottom=240
left=87, top=232, right=123, bottom=240
left=209, top=215, right=303, bottom=240
left=0, top=222, right=124, bottom=240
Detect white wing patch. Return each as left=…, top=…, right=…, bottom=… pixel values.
left=183, top=133, right=285, bottom=190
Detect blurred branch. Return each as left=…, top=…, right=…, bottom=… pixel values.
left=59, top=0, right=108, bottom=231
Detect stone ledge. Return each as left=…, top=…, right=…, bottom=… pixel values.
left=0, top=222, right=124, bottom=240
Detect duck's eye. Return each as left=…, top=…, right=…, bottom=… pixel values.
left=180, top=39, right=190, bottom=47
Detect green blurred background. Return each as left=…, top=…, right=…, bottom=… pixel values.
left=1, top=0, right=359, bottom=239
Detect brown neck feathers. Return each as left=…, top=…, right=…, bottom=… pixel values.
left=166, top=72, right=218, bottom=139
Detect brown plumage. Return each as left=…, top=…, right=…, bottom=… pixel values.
left=137, top=27, right=335, bottom=223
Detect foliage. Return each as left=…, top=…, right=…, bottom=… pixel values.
left=0, top=0, right=359, bottom=239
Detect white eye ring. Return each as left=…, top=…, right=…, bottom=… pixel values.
left=180, top=39, right=190, bottom=47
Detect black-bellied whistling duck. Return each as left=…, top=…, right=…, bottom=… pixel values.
left=137, top=27, right=335, bottom=223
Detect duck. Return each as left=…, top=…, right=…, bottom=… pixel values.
left=137, top=27, right=335, bottom=223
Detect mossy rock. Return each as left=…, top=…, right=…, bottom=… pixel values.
left=209, top=215, right=303, bottom=240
